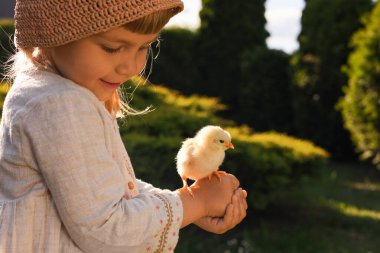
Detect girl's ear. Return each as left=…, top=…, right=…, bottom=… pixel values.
left=19, top=47, right=34, bottom=60
left=25, top=47, right=53, bottom=68
left=33, top=47, right=62, bottom=73
left=38, top=47, right=54, bottom=63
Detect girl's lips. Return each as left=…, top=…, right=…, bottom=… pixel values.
left=100, top=79, right=120, bottom=88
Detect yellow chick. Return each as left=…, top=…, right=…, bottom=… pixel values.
left=176, top=125, right=234, bottom=192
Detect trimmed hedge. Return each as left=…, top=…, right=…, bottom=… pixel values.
left=0, top=78, right=329, bottom=210
left=340, top=2, right=380, bottom=167
left=119, top=79, right=329, bottom=209
left=0, top=79, right=328, bottom=210
left=0, top=84, right=9, bottom=119
left=0, top=19, right=15, bottom=78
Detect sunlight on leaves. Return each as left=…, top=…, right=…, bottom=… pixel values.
left=0, top=83, right=10, bottom=115
left=328, top=200, right=380, bottom=221
left=350, top=182, right=380, bottom=192
left=226, top=127, right=329, bottom=160
left=149, top=85, right=226, bottom=117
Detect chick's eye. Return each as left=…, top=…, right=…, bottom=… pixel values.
left=219, top=140, right=225, bottom=144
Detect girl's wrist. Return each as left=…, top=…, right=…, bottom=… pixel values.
left=177, top=186, right=207, bottom=228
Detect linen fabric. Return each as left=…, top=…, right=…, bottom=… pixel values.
left=0, top=66, right=183, bottom=252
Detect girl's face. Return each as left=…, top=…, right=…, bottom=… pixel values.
left=49, top=27, right=159, bottom=101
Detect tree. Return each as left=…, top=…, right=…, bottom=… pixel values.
left=291, top=0, right=373, bottom=160
left=196, top=0, right=268, bottom=115
left=239, top=48, right=294, bottom=133
left=0, top=20, right=15, bottom=79
left=149, top=28, right=200, bottom=95
left=341, top=1, right=380, bottom=167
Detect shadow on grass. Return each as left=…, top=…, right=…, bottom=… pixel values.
left=176, top=162, right=380, bottom=253
left=245, top=162, right=380, bottom=253
left=245, top=205, right=380, bottom=253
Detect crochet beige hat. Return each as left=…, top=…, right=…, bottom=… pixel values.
left=14, top=0, right=184, bottom=48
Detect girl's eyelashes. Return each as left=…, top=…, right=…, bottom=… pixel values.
left=101, top=44, right=151, bottom=53
left=101, top=45, right=122, bottom=54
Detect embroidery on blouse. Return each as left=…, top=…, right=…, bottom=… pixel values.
left=153, top=194, right=174, bottom=253
left=123, top=153, right=136, bottom=179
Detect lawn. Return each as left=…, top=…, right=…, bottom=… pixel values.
left=246, top=162, right=380, bottom=253
left=177, top=162, right=380, bottom=253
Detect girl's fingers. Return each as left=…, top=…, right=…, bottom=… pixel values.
left=227, top=173, right=240, bottom=190
left=240, top=200, right=247, bottom=222
left=234, top=189, right=246, bottom=223
left=219, top=188, right=247, bottom=232
left=224, top=203, right=234, bottom=224
left=238, top=188, right=248, bottom=210
left=238, top=190, right=246, bottom=219
left=232, top=193, right=241, bottom=224
left=240, top=189, right=248, bottom=210
left=242, top=189, right=248, bottom=198
left=242, top=197, right=248, bottom=210
left=223, top=195, right=237, bottom=228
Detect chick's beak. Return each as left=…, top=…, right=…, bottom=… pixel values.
left=225, top=142, right=235, bottom=149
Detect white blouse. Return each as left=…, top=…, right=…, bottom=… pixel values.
left=0, top=67, right=183, bottom=253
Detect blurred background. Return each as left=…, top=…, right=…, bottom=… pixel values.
left=1, top=0, right=380, bottom=252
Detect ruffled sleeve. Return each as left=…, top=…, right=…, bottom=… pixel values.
left=136, top=180, right=183, bottom=252
left=19, top=89, right=182, bottom=253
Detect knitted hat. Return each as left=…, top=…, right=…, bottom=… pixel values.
left=14, top=0, right=184, bottom=48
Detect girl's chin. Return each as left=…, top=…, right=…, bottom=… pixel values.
left=97, top=92, right=115, bottom=102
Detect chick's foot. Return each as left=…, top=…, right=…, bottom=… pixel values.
left=181, top=176, right=197, bottom=198
left=208, top=170, right=228, bottom=182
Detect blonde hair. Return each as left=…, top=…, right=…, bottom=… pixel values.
left=6, top=8, right=174, bottom=117
left=107, top=8, right=175, bottom=117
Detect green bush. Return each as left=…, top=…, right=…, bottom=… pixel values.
left=219, top=128, right=328, bottom=208
left=195, top=0, right=268, bottom=111
left=149, top=27, right=200, bottom=95
left=0, top=78, right=329, bottom=210
left=120, top=79, right=329, bottom=209
left=0, top=19, right=15, bottom=78
left=239, top=48, right=294, bottom=133
left=340, top=2, right=380, bottom=167
left=290, top=0, right=373, bottom=160
left=0, top=84, right=9, bottom=119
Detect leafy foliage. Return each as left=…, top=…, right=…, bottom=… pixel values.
left=0, top=19, right=15, bottom=78
left=241, top=163, right=380, bottom=253
left=195, top=0, right=268, bottom=112
left=0, top=84, right=9, bottom=119
left=148, top=27, right=200, bottom=95
left=239, top=48, right=294, bottom=133
left=291, top=0, right=373, bottom=160
left=119, top=79, right=328, bottom=209
left=340, top=1, right=380, bottom=167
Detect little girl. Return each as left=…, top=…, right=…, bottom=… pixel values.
left=0, top=0, right=247, bottom=252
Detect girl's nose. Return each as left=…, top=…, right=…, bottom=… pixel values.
left=115, top=56, right=139, bottom=77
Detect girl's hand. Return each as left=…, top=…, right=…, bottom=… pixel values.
left=191, top=173, right=239, bottom=218
left=194, top=188, right=248, bottom=234
left=178, top=173, right=240, bottom=228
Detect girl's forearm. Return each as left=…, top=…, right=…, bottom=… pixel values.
left=177, top=187, right=206, bottom=228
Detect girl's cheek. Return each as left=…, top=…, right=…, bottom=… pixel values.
left=137, top=52, right=149, bottom=72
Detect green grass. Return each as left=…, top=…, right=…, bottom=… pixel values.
left=177, top=163, right=380, bottom=253
left=245, top=162, right=380, bottom=253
